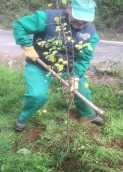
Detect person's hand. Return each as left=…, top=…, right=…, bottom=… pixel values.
left=69, top=77, right=80, bottom=92
left=22, top=46, right=39, bottom=61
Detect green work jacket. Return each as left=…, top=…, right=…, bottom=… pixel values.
left=13, top=10, right=99, bottom=78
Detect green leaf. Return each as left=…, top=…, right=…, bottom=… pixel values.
left=54, top=40, right=59, bottom=45
left=63, top=27, right=66, bottom=31
left=62, top=60, right=68, bottom=65
left=41, top=41, right=46, bottom=44
left=37, top=41, right=42, bottom=46
left=67, top=37, right=71, bottom=41
left=43, top=52, right=49, bottom=55
left=58, top=58, right=63, bottom=63
left=47, top=37, right=56, bottom=42
left=57, top=47, right=62, bottom=50
left=55, top=28, right=61, bottom=32
left=62, top=0, right=67, bottom=5
left=49, top=48, right=53, bottom=52
left=47, top=55, right=56, bottom=62
left=83, top=43, right=93, bottom=51
left=48, top=3, right=53, bottom=7
left=54, top=17, right=60, bottom=24
left=75, top=44, right=83, bottom=50
left=42, top=109, right=47, bottom=113
left=57, top=64, right=64, bottom=71
left=63, top=22, right=67, bottom=27
left=79, top=41, right=83, bottom=45
left=71, top=40, right=75, bottom=43
left=52, top=51, right=58, bottom=55
left=54, top=63, right=59, bottom=66
left=58, top=39, right=63, bottom=45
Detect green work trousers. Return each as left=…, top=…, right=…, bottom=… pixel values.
left=19, top=63, right=95, bottom=122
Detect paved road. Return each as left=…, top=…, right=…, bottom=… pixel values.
left=0, top=30, right=123, bottom=63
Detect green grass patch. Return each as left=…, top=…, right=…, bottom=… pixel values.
left=0, top=63, right=123, bottom=172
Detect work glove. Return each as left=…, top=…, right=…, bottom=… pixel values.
left=69, top=77, right=80, bottom=92
left=22, top=46, right=39, bottom=61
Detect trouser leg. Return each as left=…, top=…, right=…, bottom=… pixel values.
left=74, top=76, right=95, bottom=117
left=18, top=63, right=52, bottom=122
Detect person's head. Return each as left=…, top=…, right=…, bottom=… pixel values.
left=67, top=0, right=96, bottom=29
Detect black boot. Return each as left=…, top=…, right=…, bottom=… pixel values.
left=91, top=116, right=105, bottom=126
left=15, top=119, right=27, bottom=131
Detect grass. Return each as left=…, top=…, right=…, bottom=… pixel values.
left=0, top=63, right=123, bottom=172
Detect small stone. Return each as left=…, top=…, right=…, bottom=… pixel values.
left=116, top=91, right=123, bottom=97
left=16, top=148, right=31, bottom=155
left=8, top=61, right=13, bottom=67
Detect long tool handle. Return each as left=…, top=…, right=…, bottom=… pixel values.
left=36, top=58, right=104, bottom=116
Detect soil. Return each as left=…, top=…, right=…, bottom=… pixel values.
left=22, top=125, right=45, bottom=145
left=12, top=124, right=45, bottom=153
